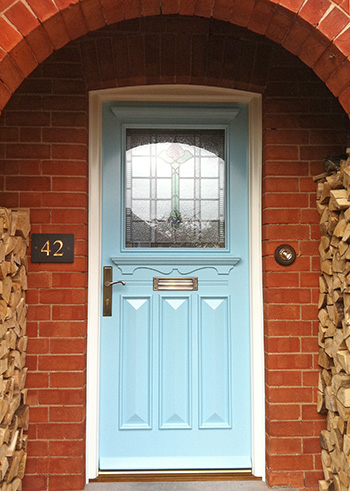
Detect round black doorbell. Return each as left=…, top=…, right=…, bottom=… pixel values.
left=274, top=244, right=297, bottom=266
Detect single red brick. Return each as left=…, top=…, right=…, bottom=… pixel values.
left=27, top=338, right=50, bottom=354
left=22, top=475, right=48, bottom=491
left=264, top=129, right=309, bottom=145
left=267, top=353, right=313, bottom=369
left=25, top=25, right=54, bottom=63
left=263, top=209, right=300, bottom=224
left=194, top=0, right=214, bottom=18
left=38, top=354, right=85, bottom=371
left=0, top=18, right=23, bottom=53
left=20, top=127, right=41, bottom=142
left=264, top=146, right=299, bottom=160
left=301, top=304, right=318, bottom=320
left=282, top=18, right=313, bottom=55
left=52, top=144, right=88, bottom=160
left=42, top=192, right=88, bottom=208
left=52, top=305, right=87, bottom=321
left=27, top=305, right=51, bottom=321
left=123, top=0, right=142, bottom=18
left=50, top=371, right=86, bottom=388
left=267, top=387, right=313, bottom=403
left=263, top=177, right=299, bottom=192
left=326, top=57, right=350, bottom=96
left=300, top=272, right=319, bottom=287
left=269, top=453, right=314, bottom=471
left=42, top=161, right=87, bottom=176
left=26, top=354, right=38, bottom=371
left=248, top=0, right=276, bottom=35
left=0, top=56, right=23, bottom=92
left=268, top=437, right=302, bottom=455
left=6, top=144, right=51, bottom=160
left=39, top=321, right=86, bottom=338
left=0, top=127, right=18, bottom=143
left=43, top=94, right=86, bottom=111
left=265, top=8, right=295, bottom=44
left=49, top=474, right=85, bottom=491
left=47, top=456, right=84, bottom=474
left=230, top=0, right=255, bottom=27
left=61, top=3, right=88, bottom=40
left=49, top=440, right=85, bottom=457
left=265, top=336, right=301, bottom=352
left=266, top=403, right=301, bottom=421
left=263, top=272, right=300, bottom=288
left=19, top=190, right=43, bottom=207
left=266, top=370, right=302, bottom=386
left=266, top=471, right=304, bottom=489
left=42, top=13, right=71, bottom=50
left=265, top=288, right=311, bottom=304
left=300, top=208, right=319, bottom=223
left=27, top=440, right=49, bottom=457
left=101, top=0, right=124, bottom=24
left=268, top=420, right=315, bottom=437
left=301, top=337, right=318, bottom=353
left=37, top=422, right=85, bottom=439
left=30, top=406, right=49, bottom=423
left=80, top=0, right=106, bottom=31
left=26, top=372, right=49, bottom=388
left=304, top=470, right=326, bottom=487
left=303, top=437, right=322, bottom=454
left=50, top=338, right=86, bottom=354
left=40, top=288, right=86, bottom=305
left=39, top=388, right=85, bottom=405
left=302, top=403, right=324, bottom=420
left=303, top=370, right=318, bottom=386
left=263, top=224, right=310, bottom=240
left=49, top=406, right=85, bottom=422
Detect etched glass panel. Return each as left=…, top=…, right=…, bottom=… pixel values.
left=125, top=129, right=225, bottom=248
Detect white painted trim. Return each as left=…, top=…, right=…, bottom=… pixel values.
left=86, top=93, right=102, bottom=480
left=87, top=85, right=264, bottom=482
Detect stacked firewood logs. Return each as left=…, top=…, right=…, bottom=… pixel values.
left=0, top=208, right=30, bottom=491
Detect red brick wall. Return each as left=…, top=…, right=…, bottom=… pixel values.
left=0, top=16, right=349, bottom=491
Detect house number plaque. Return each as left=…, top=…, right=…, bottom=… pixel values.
left=31, top=234, right=74, bottom=263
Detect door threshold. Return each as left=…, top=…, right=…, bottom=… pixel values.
left=91, top=469, right=260, bottom=482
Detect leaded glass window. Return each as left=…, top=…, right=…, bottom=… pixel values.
left=125, top=129, right=226, bottom=248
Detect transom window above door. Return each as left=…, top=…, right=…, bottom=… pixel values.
left=125, top=128, right=226, bottom=248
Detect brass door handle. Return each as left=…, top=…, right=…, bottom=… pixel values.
left=104, top=280, right=126, bottom=287
left=103, top=266, right=125, bottom=316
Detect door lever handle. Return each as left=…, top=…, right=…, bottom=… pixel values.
left=103, top=266, right=125, bottom=316
left=104, top=280, right=126, bottom=287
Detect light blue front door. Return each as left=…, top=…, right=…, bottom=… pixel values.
left=99, top=102, right=251, bottom=471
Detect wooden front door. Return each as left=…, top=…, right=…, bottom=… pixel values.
left=99, top=102, right=251, bottom=471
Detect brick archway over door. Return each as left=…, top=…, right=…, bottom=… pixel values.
left=1, top=0, right=350, bottom=113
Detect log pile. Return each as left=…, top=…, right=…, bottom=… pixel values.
left=0, top=208, right=30, bottom=491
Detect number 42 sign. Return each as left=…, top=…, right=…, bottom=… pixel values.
left=31, top=234, right=74, bottom=263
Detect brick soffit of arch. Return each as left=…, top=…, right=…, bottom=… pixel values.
left=0, top=0, right=350, bottom=115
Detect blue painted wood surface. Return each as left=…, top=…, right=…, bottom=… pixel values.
left=99, top=103, right=251, bottom=470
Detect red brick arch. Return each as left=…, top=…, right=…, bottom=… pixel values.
left=0, top=0, right=350, bottom=113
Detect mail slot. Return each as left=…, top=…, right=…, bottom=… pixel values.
left=153, top=277, right=198, bottom=291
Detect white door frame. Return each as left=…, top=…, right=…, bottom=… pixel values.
left=86, top=85, right=264, bottom=482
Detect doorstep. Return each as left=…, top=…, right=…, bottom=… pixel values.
left=82, top=482, right=298, bottom=491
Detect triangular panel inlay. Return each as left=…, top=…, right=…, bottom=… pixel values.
left=204, top=299, right=224, bottom=311
left=127, top=299, right=147, bottom=310
left=165, top=413, right=185, bottom=424
left=166, top=299, right=186, bottom=311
